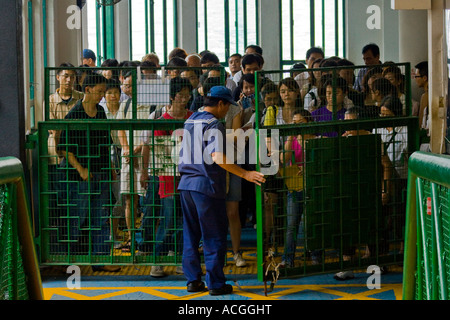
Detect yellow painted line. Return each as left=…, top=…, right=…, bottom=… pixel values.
left=44, top=283, right=402, bottom=300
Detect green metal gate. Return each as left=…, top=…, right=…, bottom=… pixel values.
left=403, top=151, right=450, bottom=300
left=37, top=66, right=225, bottom=267
left=254, top=64, right=418, bottom=281
left=0, top=157, right=43, bottom=300
left=38, top=63, right=418, bottom=286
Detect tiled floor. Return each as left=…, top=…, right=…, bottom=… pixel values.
left=40, top=227, right=403, bottom=300
left=41, top=271, right=403, bottom=300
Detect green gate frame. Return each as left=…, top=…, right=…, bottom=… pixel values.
left=254, top=64, right=417, bottom=281
left=0, top=157, right=43, bottom=300
left=403, top=151, right=450, bottom=300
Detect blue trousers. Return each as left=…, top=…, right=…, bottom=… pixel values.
left=155, top=195, right=183, bottom=256
left=283, top=191, right=304, bottom=266
left=138, top=174, right=160, bottom=252
left=64, top=174, right=111, bottom=255
left=180, top=190, right=228, bottom=290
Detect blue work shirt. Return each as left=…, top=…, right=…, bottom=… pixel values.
left=178, top=111, right=227, bottom=199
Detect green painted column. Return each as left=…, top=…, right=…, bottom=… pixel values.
left=103, top=4, right=115, bottom=60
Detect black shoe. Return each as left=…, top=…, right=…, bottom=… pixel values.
left=187, top=280, right=206, bottom=292
left=209, top=284, right=233, bottom=296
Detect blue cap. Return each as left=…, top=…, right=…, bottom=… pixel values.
left=207, top=86, right=238, bottom=106
left=82, top=49, right=96, bottom=62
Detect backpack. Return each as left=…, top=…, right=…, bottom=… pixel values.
left=307, top=90, right=318, bottom=108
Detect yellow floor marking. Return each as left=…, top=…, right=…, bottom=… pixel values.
left=44, top=283, right=402, bottom=300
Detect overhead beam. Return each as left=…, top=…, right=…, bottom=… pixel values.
left=391, top=0, right=431, bottom=10
left=427, top=0, right=447, bottom=154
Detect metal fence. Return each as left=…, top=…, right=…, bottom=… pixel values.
left=403, top=151, right=450, bottom=300
left=37, top=63, right=419, bottom=285
left=253, top=63, right=419, bottom=281
left=0, top=157, right=43, bottom=300
left=0, top=183, right=29, bottom=299
left=38, top=66, right=226, bottom=266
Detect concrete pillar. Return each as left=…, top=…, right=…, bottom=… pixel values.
left=0, top=0, right=26, bottom=162
left=177, top=0, right=197, bottom=55
left=114, top=0, right=130, bottom=61
left=398, top=10, right=428, bottom=101
left=48, top=0, right=83, bottom=67
left=428, top=0, right=447, bottom=154
left=259, top=0, right=281, bottom=72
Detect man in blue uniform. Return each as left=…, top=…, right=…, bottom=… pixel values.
left=178, top=86, right=265, bottom=295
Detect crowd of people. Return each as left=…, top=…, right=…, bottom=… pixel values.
left=46, top=43, right=427, bottom=294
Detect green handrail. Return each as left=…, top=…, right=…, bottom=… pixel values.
left=0, top=157, right=43, bottom=300
left=403, top=151, right=450, bottom=300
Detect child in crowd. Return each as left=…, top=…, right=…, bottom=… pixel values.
left=280, top=110, right=316, bottom=267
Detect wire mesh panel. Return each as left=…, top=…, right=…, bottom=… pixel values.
left=403, top=152, right=450, bottom=300
left=39, top=121, right=190, bottom=266
left=39, top=66, right=226, bottom=266
left=414, top=178, right=450, bottom=300
left=255, top=63, right=418, bottom=280
left=0, top=184, right=29, bottom=300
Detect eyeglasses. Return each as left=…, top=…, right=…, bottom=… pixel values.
left=414, top=75, right=424, bottom=79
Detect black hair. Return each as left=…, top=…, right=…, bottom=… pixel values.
left=261, top=81, right=279, bottom=98
left=278, top=77, right=303, bottom=109
left=382, top=65, right=405, bottom=93
left=200, top=52, right=220, bottom=65
left=306, top=47, right=324, bottom=60
left=169, top=47, right=188, bottom=60
left=380, top=95, right=403, bottom=117
left=101, top=58, right=119, bottom=67
left=245, top=44, right=263, bottom=55
left=241, top=53, right=264, bottom=70
left=207, top=64, right=225, bottom=76
left=202, top=77, right=223, bottom=95
left=319, top=59, right=339, bottom=69
left=57, top=62, right=75, bottom=75
left=345, top=106, right=363, bottom=118
left=182, top=68, right=202, bottom=80
left=239, top=73, right=257, bottom=89
left=336, top=59, right=355, bottom=67
left=82, top=73, right=107, bottom=92
left=169, top=76, right=193, bottom=101
left=291, top=62, right=306, bottom=70
left=141, top=60, right=157, bottom=69
left=415, top=61, right=428, bottom=78
left=199, top=50, right=211, bottom=57
left=362, top=43, right=380, bottom=57
left=122, top=60, right=141, bottom=67
left=119, top=60, right=141, bottom=79
left=372, top=77, right=398, bottom=98
left=229, top=53, right=242, bottom=60
left=293, top=109, right=312, bottom=122
left=324, top=77, right=349, bottom=94
left=167, top=57, right=188, bottom=67
left=105, top=78, right=121, bottom=93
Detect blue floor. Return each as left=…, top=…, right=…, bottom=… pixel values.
left=40, top=227, right=404, bottom=301
left=42, top=270, right=403, bottom=301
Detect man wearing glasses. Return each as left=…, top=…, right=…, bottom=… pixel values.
left=48, top=63, right=84, bottom=165
left=413, top=61, right=429, bottom=130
